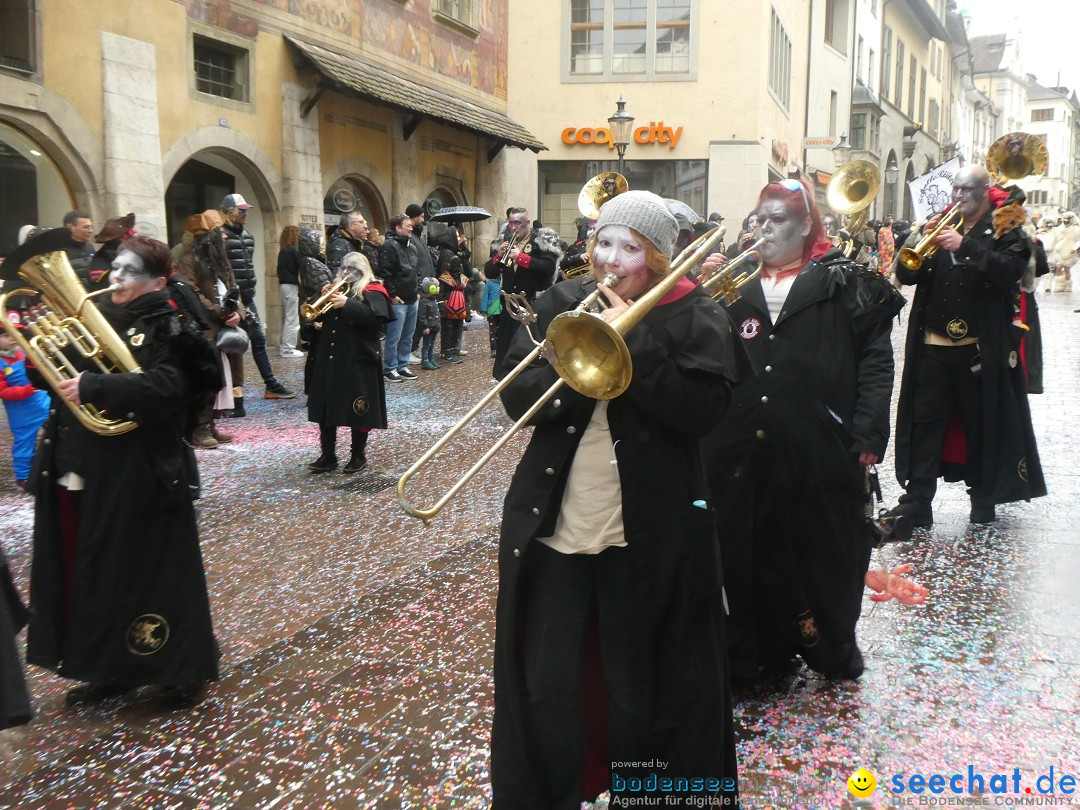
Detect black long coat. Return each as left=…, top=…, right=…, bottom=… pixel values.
left=701, top=252, right=903, bottom=676
left=1, top=544, right=31, bottom=730
left=491, top=277, right=743, bottom=807
left=306, top=288, right=394, bottom=429
left=26, top=293, right=222, bottom=687
left=894, top=208, right=1046, bottom=504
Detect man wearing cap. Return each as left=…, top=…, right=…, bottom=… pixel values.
left=62, top=210, right=95, bottom=289
left=492, top=191, right=743, bottom=807
left=220, top=193, right=296, bottom=409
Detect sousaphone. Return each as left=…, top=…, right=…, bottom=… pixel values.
left=986, top=132, right=1049, bottom=184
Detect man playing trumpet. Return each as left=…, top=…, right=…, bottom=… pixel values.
left=887, top=165, right=1046, bottom=527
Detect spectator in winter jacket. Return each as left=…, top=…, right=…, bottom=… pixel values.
left=417, top=276, right=441, bottom=370
left=220, top=193, right=296, bottom=405
left=63, top=210, right=95, bottom=289
left=277, top=226, right=303, bottom=357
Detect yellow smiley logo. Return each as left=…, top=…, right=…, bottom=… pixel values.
left=848, top=768, right=877, bottom=798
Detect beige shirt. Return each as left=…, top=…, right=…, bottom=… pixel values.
left=537, top=400, right=627, bottom=555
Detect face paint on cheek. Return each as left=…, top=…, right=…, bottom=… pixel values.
left=109, top=249, right=152, bottom=286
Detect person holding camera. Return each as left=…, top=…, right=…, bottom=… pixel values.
left=175, top=210, right=244, bottom=449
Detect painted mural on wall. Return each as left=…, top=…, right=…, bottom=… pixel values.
left=188, top=0, right=357, bottom=38
left=359, top=0, right=507, bottom=99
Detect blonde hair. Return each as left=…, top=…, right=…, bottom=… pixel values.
left=340, top=251, right=375, bottom=296
left=586, top=227, right=672, bottom=280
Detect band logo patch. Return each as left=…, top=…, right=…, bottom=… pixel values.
left=126, top=614, right=169, bottom=655
left=352, top=396, right=370, bottom=416
left=130, top=333, right=145, bottom=347
left=946, top=319, right=968, bottom=339
left=739, top=317, right=761, bottom=340
left=1018, top=458, right=1028, bottom=482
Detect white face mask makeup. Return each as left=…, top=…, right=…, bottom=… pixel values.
left=756, top=199, right=811, bottom=270
left=508, top=214, right=530, bottom=237
left=591, top=225, right=653, bottom=299
left=109, top=248, right=159, bottom=305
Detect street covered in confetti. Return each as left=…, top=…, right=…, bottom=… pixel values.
left=1, top=291, right=1078, bottom=809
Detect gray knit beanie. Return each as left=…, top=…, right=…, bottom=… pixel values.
left=595, top=190, right=678, bottom=258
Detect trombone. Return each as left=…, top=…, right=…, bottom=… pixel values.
left=897, top=206, right=963, bottom=271
left=300, top=273, right=351, bottom=320
left=699, top=238, right=765, bottom=305
left=397, top=224, right=729, bottom=525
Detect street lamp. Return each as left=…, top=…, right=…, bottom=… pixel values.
left=608, top=98, right=635, bottom=177
left=832, top=134, right=852, bottom=168
left=884, top=153, right=899, bottom=185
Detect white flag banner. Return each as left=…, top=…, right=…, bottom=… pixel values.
left=908, top=158, right=961, bottom=222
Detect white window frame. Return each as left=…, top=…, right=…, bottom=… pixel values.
left=563, top=0, right=699, bottom=82
left=768, top=7, right=792, bottom=113
left=433, top=0, right=479, bottom=35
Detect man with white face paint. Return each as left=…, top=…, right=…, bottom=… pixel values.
left=8, top=232, right=223, bottom=709
left=491, top=190, right=744, bottom=807
left=700, top=178, right=903, bottom=683
left=484, top=207, right=561, bottom=378
left=888, top=165, right=1045, bottom=528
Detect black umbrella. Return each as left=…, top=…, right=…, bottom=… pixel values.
left=430, top=206, right=492, bottom=223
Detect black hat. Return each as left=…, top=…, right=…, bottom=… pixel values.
left=2, top=228, right=72, bottom=281
left=405, top=203, right=424, bottom=218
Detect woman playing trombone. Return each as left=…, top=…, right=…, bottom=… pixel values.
left=491, top=191, right=745, bottom=808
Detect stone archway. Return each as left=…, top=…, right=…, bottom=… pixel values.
left=162, top=129, right=284, bottom=337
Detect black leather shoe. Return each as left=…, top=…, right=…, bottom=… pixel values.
left=885, top=499, right=933, bottom=528
left=969, top=501, right=996, bottom=524
left=308, top=453, right=338, bottom=472
left=342, top=453, right=368, bottom=474
left=65, top=682, right=132, bottom=706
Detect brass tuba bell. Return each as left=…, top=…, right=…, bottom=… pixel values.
left=577, top=172, right=628, bottom=219
left=0, top=230, right=142, bottom=436
left=986, top=132, right=1049, bottom=184
left=826, top=159, right=881, bottom=257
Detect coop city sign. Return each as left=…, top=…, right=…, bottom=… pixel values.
left=561, top=121, right=684, bottom=149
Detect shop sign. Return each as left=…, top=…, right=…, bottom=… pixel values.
left=561, top=122, right=683, bottom=149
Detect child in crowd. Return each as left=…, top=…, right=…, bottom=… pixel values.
left=417, top=276, right=441, bottom=371
left=306, top=252, right=395, bottom=474
left=481, top=273, right=502, bottom=360
left=435, top=227, right=468, bottom=364
left=0, top=314, right=50, bottom=488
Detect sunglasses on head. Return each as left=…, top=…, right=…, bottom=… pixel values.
left=778, top=178, right=812, bottom=214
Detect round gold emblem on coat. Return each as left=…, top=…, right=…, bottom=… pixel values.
left=126, top=614, right=169, bottom=656
left=1008, top=351, right=1018, bottom=368
left=523, top=243, right=533, bottom=254
left=352, top=396, right=369, bottom=415
left=946, top=319, right=969, bottom=339
left=1018, top=458, right=1028, bottom=482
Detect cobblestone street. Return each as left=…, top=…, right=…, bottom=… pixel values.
left=1, top=291, right=1078, bottom=809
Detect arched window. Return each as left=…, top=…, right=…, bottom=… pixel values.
left=0, top=121, right=73, bottom=251
left=323, top=176, right=386, bottom=234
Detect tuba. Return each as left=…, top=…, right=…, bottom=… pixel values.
left=0, top=229, right=141, bottom=436
left=826, top=160, right=881, bottom=259
left=562, top=172, right=631, bottom=279
left=986, top=132, right=1049, bottom=185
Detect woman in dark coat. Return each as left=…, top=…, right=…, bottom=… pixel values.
left=434, top=226, right=468, bottom=364
left=491, top=191, right=743, bottom=808
left=12, top=232, right=222, bottom=707
left=700, top=179, right=903, bottom=683
left=305, top=251, right=394, bottom=474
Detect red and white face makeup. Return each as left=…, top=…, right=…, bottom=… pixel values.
left=508, top=213, right=530, bottom=237
left=591, top=225, right=653, bottom=299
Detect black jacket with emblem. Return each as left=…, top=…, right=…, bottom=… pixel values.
left=25, top=290, right=222, bottom=687
left=491, top=277, right=743, bottom=806
left=306, top=285, right=395, bottom=429
left=700, top=250, right=903, bottom=677
left=893, top=197, right=1046, bottom=504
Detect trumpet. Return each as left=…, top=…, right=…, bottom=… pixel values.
left=397, top=225, right=728, bottom=524
left=699, top=238, right=765, bottom=305
left=897, top=206, right=964, bottom=271
left=0, top=237, right=141, bottom=436
left=300, top=274, right=351, bottom=320
left=497, top=232, right=520, bottom=268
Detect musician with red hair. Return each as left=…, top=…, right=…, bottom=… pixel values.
left=700, top=178, right=904, bottom=682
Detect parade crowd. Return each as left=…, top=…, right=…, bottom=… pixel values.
left=0, top=158, right=1072, bottom=807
